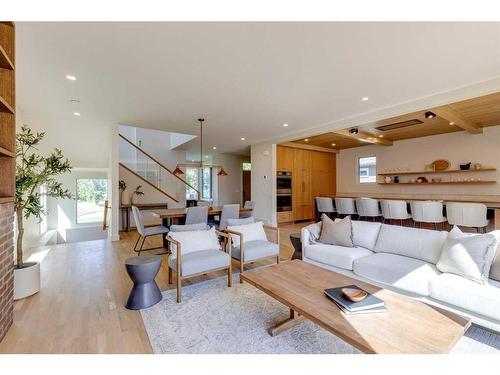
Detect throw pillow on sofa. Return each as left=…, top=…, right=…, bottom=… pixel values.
left=436, top=226, right=498, bottom=284
left=319, top=214, right=354, bottom=247
left=305, top=221, right=322, bottom=243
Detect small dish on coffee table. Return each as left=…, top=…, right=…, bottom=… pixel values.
left=342, top=287, right=368, bottom=302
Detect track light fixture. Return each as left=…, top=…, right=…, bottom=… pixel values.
left=349, top=128, right=359, bottom=135
left=424, top=111, right=436, bottom=119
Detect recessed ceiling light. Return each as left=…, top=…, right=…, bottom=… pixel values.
left=361, top=97, right=369, bottom=101
left=331, top=143, right=336, bottom=146
left=70, top=99, right=80, bottom=103
left=378, top=135, right=384, bottom=138
left=283, top=123, right=289, bottom=127
left=241, top=137, right=246, bottom=141
left=304, top=138, right=309, bottom=142
left=66, top=75, right=77, bottom=81
left=73, top=112, right=81, bottom=116
left=212, top=146, right=217, bottom=150
left=449, top=122, right=455, bottom=125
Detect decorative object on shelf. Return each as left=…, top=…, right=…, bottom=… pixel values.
left=417, top=177, right=429, bottom=183
left=460, top=162, right=472, bottom=170
left=393, top=176, right=400, bottom=183
left=431, top=159, right=450, bottom=171
left=384, top=176, right=392, bottom=183
left=173, top=118, right=228, bottom=177
left=342, top=287, right=368, bottom=302
left=15, top=125, right=73, bottom=300
left=119, top=179, right=127, bottom=205
left=431, top=178, right=442, bottom=183
left=131, top=185, right=144, bottom=204
left=410, top=179, right=416, bottom=183
left=474, top=163, right=482, bottom=170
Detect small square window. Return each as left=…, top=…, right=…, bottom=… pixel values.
left=358, top=156, right=376, bottom=183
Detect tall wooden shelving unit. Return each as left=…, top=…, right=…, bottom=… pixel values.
left=0, top=21, right=15, bottom=203
left=0, top=20, right=15, bottom=344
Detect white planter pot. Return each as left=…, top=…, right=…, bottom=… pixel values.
left=14, top=262, right=41, bottom=300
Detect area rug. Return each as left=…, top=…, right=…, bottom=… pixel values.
left=140, top=276, right=500, bottom=354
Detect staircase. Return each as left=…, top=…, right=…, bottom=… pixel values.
left=118, top=134, right=200, bottom=202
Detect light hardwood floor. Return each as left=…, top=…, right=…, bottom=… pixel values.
left=0, top=222, right=307, bottom=354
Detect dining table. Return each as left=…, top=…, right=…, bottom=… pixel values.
left=151, top=206, right=253, bottom=248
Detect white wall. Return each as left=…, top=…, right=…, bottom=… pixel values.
left=17, top=110, right=112, bottom=248
left=212, top=153, right=249, bottom=206
left=336, top=127, right=500, bottom=201
left=250, top=142, right=276, bottom=225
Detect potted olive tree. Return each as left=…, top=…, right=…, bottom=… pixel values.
left=14, top=125, right=72, bottom=300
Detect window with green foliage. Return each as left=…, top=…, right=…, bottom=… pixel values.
left=185, top=167, right=213, bottom=200
left=76, top=179, right=108, bottom=224
left=242, top=162, right=251, bottom=171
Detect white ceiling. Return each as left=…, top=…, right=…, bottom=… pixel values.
left=17, top=22, right=500, bottom=156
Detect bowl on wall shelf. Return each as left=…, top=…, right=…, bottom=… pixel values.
left=417, top=177, right=429, bottom=183
left=473, top=163, right=482, bottom=170
left=384, top=176, right=392, bottom=183
left=431, top=159, right=450, bottom=171
left=460, top=162, right=472, bottom=170
left=431, top=178, right=442, bottom=183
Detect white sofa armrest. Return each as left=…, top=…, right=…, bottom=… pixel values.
left=301, top=227, right=312, bottom=257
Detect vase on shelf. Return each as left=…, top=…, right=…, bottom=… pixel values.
left=384, top=176, right=392, bottom=184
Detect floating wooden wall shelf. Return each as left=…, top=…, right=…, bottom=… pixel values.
left=378, top=168, right=496, bottom=176
left=378, top=181, right=496, bottom=185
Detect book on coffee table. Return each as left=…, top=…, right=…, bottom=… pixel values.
left=324, top=285, right=387, bottom=314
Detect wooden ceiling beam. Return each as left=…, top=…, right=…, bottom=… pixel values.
left=433, top=105, right=482, bottom=134
left=333, top=129, right=393, bottom=146
left=281, top=142, right=338, bottom=154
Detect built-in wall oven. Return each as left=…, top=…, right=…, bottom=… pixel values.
left=277, top=171, right=292, bottom=212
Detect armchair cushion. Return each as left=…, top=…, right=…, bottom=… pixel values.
left=232, top=240, right=279, bottom=262
left=169, top=250, right=230, bottom=277
left=226, top=217, right=255, bottom=226
left=167, top=227, right=220, bottom=257
left=227, top=221, right=267, bottom=248
left=170, top=223, right=209, bottom=232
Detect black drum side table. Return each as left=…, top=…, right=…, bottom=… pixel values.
left=289, top=233, right=302, bottom=260
left=125, top=255, right=163, bottom=310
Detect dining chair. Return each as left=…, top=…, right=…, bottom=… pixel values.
left=185, top=206, right=209, bottom=225
left=166, top=228, right=232, bottom=303
left=131, top=206, right=169, bottom=256
left=380, top=200, right=412, bottom=226
left=219, top=204, right=241, bottom=230
left=334, top=198, right=357, bottom=218
left=355, top=197, right=381, bottom=221
left=410, top=201, right=447, bottom=230
left=446, top=202, right=489, bottom=233
left=315, top=197, right=336, bottom=221
left=241, top=201, right=254, bottom=218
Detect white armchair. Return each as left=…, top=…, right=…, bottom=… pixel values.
left=166, top=228, right=232, bottom=303
left=225, top=222, right=280, bottom=279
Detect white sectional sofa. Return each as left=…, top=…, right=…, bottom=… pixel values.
left=301, top=220, right=500, bottom=332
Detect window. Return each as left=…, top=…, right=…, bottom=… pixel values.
left=358, top=156, right=376, bottom=183
left=76, top=179, right=108, bottom=224
left=185, top=167, right=213, bottom=200
left=242, top=162, right=251, bottom=171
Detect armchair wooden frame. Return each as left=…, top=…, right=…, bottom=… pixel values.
left=225, top=224, right=280, bottom=281
left=165, top=230, right=232, bottom=303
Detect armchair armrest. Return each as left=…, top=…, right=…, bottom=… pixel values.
left=263, top=224, right=280, bottom=245
left=216, top=230, right=232, bottom=254
left=224, top=229, right=243, bottom=261
left=166, top=235, right=182, bottom=276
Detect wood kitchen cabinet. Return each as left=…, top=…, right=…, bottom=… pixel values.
left=276, top=145, right=294, bottom=172
left=277, top=145, right=336, bottom=223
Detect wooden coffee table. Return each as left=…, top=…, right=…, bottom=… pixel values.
left=240, top=260, right=471, bottom=354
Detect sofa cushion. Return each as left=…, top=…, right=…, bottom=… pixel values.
left=305, top=244, right=373, bottom=271
left=374, top=224, right=447, bottom=264
left=232, top=240, right=279, bottom=262
left=353, top=253, right=440, bottom=296
left=169, top=250, right=230, bottom=277
left=429, top=273, right=500, bottom=321
left=319, top=215, right=354, bottom=247
left=437, top=226, right=498, bottom=284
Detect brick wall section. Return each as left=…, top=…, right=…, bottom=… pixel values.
left=0, top=202, right=14, bottom=342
